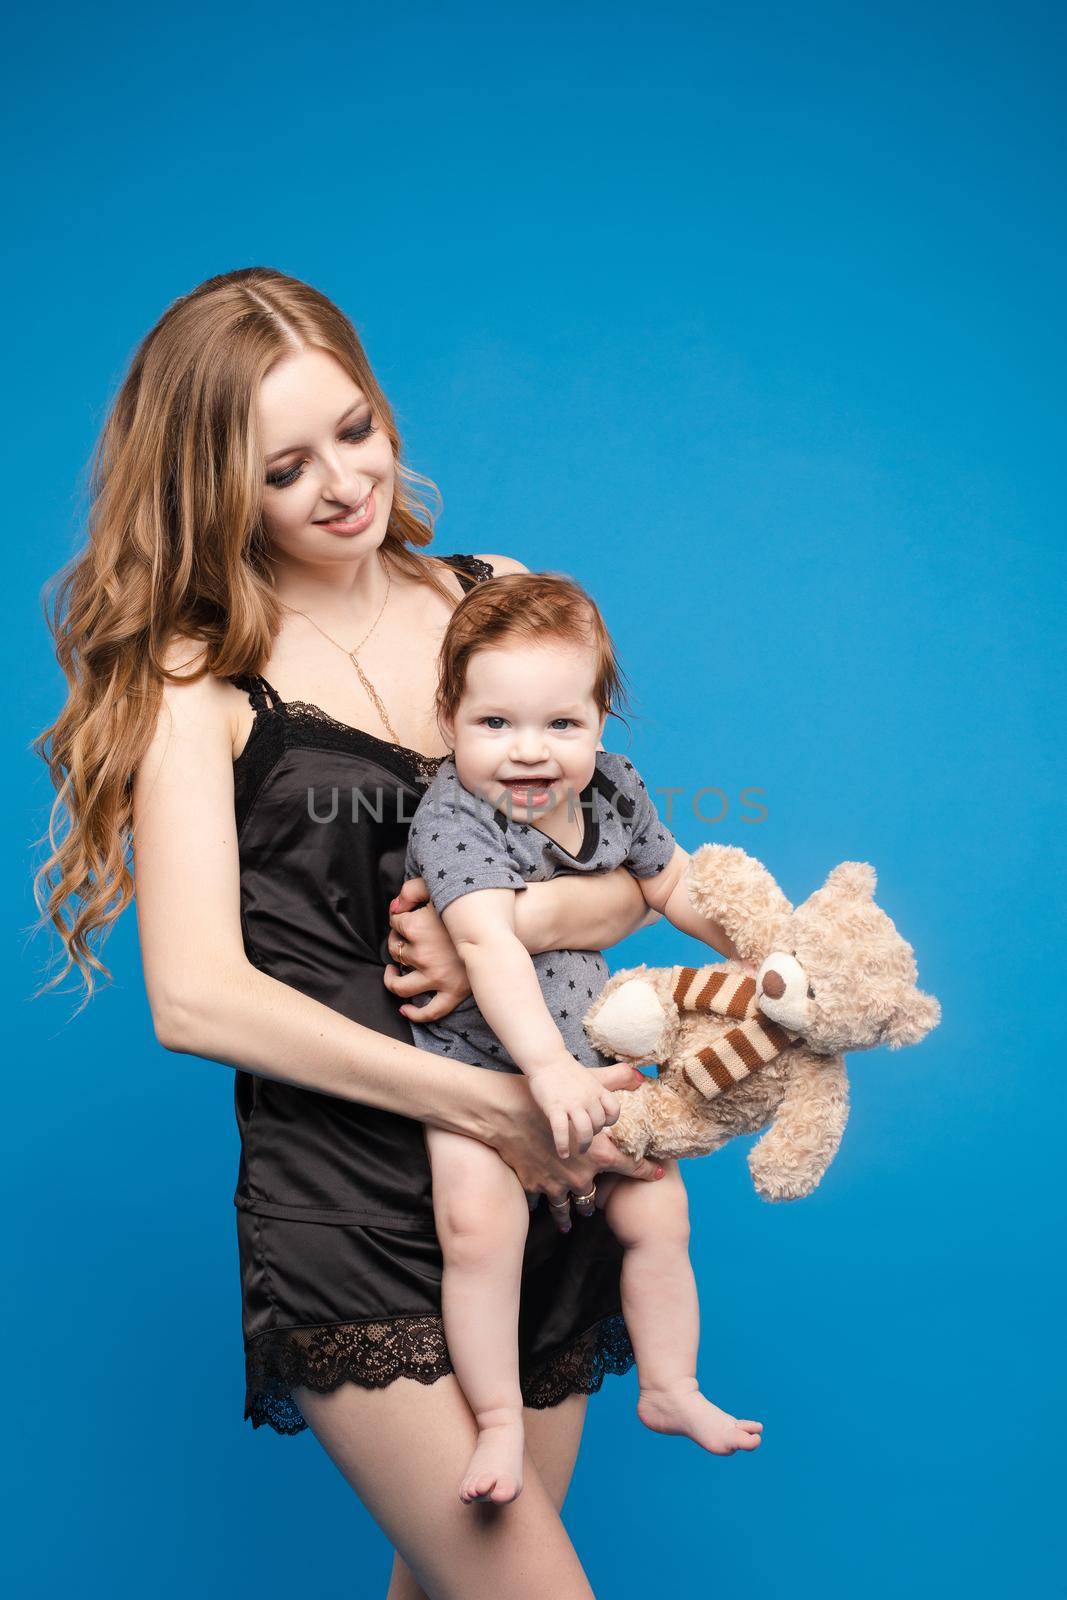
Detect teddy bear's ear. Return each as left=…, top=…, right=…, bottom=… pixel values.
left=824, top=861, right=877, bottom=900
left=882, top=989, right=941, bottom=1049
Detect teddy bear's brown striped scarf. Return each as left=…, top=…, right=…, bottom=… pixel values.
left=670, top=965, right=798, bottom=1100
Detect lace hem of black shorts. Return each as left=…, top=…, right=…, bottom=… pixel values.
left=244, top=1310, right=634, bottom=1434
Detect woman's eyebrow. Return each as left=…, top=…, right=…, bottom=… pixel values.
left=265, top=397, right=368, bottom=463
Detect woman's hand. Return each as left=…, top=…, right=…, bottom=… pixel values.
left=481, top=1061, right=665, bottom=1232
left=383, top=877, right=473, bottom=1022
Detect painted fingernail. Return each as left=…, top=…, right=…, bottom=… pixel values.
left=655, top=1167, right=665, bottom=1179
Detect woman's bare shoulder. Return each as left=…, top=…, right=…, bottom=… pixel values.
left=149, top=634, right=243, bottom=758
left=474, top=552, right=528, bottom=575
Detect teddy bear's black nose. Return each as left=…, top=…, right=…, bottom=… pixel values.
left=761, top=969, right=786, bottom=999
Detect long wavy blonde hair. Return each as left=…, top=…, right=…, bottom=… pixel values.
left=32, top=266, right=459, bottom=1010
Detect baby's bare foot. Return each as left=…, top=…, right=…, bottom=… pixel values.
left=459, top=1407, right=525, bottom=1505
left=637, top=1378, right=763, bottom=1455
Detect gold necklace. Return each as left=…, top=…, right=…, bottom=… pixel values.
left=277, top=559, right=402, bottom=746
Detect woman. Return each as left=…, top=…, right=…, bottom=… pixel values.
left=33, top=268, right=665, bottom=1598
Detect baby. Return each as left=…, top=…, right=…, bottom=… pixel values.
left=403, top=570, right=763, bottom=1505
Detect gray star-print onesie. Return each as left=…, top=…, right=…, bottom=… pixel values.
left=403, top=750, right=677, bottom=1073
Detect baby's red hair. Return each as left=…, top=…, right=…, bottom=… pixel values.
left=435, top=570, right=631, bottom=730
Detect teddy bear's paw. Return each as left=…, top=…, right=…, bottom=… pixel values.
left=586, top=979, right=671, bottom=1063
left=686, top=844, right=793, bottom=963
left=607, top=1092, right=652, bottom=1161
left=748, top=1152, right=819, bottom=1202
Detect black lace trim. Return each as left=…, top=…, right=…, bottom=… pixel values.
left=279, top=700, right=447, bottom=787
left=445, top=552, right=495, bottom=586
left=244, top=1311, right=634, bottom=1434
left=521, top=1311, right=634, bottom=1409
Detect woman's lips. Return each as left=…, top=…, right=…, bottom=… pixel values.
left=314, top=488, right=375, bottom=535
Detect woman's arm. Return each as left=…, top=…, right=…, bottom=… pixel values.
left=387, top=865, right=656, bottom=996
left=133, top=667, right=501, bottom=1133
left=384, top=858, right=655, bottom=1023
left=132, top=666, right=658, bottom=1204
left=515, top=867, right=659, bottom=954
left=384, top=870, right=657, bottom=1022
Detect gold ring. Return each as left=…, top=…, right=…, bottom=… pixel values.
left=572, top=1186, right=597, bottom=1205
left=397, top=939, right=407, bottom=966
left=547, top=1196, right=571, bottom=1211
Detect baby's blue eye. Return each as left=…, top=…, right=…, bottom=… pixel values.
left=550, top=718, right=576, bottom=730
left=483, top=716, right=507, bottom=730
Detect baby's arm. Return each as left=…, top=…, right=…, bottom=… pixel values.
left=441, top=887, right=621, bottom=1157
left=635, top=845, right=741, bottom=960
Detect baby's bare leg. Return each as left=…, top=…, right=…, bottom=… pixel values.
left=427, top=1126, right=531, bottom=1503
left=603, top=1162, right=763, bottom=1455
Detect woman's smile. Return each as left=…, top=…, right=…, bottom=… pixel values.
left=314, top=489, right=376, bottom=535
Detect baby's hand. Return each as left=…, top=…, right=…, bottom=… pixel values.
left=526, top=1055, right=621, bottom=1159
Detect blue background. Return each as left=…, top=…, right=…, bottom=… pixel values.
left=7, top=3, right=1064, bottom=1595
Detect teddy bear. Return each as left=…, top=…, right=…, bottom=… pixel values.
left=583, top=843, right=940, bottom=1200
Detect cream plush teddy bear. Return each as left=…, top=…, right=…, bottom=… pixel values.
left=583, top=843, right=940, bottom=1200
